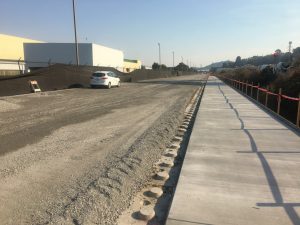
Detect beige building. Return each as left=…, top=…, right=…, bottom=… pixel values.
left=0, top=34, right=42, bottom=75
left=0, top=34, right=42, bottom=60
left=123, top=59, right=142, bottom=73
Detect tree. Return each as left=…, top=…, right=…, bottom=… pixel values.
left=274, top=49, right=282, bottom=56
left=222, top=61, right=235, bottom=68
left=152, top=62, right=160, bottom=70
left=235, top=56, right=242, bottom=67
left=273, top=49, right=282, bottom=64
left=175, top=62, right=189, bottom=71
left=292, top=47, right=300, bottom=67
left=160, top=64, right=167, bottom=70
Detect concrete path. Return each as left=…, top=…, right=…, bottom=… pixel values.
left=167, top=76, right=300, bottom=225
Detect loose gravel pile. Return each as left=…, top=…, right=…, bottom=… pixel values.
left=35, top=97, right=186, bottom=225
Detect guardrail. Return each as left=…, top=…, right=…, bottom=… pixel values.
left=220, top=77, right=300, bottom=128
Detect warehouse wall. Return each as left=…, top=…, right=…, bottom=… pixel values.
left=24, top=43, right=93, bottom=68
left=92, top=44, right=124, bottom=68
left=0, top=34, right=42, bottom=60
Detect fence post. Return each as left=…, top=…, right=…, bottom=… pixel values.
left=256, top=83, right=260, bottom=101
left=245, top=81, right=248, bottom=95
left=265, top=86, right=269, bottom=107
left=277, top=88, right=282, bottom=115
left=297, top=93, right=300, bottom=127
left=242, top=81, right=244, bottom=93
left=251, top=82, right=253, bottom=97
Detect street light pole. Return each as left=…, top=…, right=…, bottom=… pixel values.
left=158, top=43, right=161, bottom=65
left=172, top=51, right=175, bottom=68
left=72, top=0, right=79, bottom=66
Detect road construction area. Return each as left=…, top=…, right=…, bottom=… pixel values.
left=0, top=74, right=205, bottom=225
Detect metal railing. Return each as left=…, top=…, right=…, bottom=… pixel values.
left=220, top=77, right=300, bottom=128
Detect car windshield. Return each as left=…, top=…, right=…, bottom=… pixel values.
left=92, top=72, right=106, bottom=77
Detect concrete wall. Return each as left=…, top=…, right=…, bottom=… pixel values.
left=92, top=44, right=124, bottom=68
left=24, top=43, right=93, bottom=68
left=0, top=34, right=42, bottom=60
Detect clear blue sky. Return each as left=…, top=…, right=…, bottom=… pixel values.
left=1, top=0, right=299, bottom=67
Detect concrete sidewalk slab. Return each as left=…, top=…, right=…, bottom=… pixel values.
left=166, top=77, right=300, bottom=225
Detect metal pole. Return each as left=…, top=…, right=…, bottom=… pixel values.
left=296, top=93, right=300, bottom=127
left=72, top=0, right=79, bottom=66
left=242, top=81, right=244, bottom=93
left=172, top=51, right=175, bottom=68
left=265, top=86, right=269, bottom=107
left=256, top=83, right=260, bottom=101
left=158, top=43, right=161, bottom=65
left=277, top=88, right=282, bottom=115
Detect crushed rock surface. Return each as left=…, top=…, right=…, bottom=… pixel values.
left=0, top=75, right=204, bottom=225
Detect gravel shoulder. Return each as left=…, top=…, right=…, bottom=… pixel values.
left=0, top=74, right=205, bottom=225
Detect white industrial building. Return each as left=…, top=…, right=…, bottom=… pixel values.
left=24, top=43, right=124, bottom=69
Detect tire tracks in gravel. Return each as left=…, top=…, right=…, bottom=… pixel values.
left=0, top=83, right=174, bottom=156
left=42, top=96, right=189, bottom=225
left=0, top=75, right=205, bottom=225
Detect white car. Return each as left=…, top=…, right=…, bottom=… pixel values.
left=90, top=71, right=120, bottom=89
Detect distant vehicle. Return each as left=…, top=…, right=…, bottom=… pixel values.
left=90, top=71, right=120, bottom=89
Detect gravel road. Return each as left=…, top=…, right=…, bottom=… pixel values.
left=0, top=74, right=205, bottom=225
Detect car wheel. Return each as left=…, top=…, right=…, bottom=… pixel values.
left=107, top=82, right=111, bottom=89
left=117, top=81, right=121, bottom=87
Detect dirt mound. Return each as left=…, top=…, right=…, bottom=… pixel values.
left=0, top=64, right=125, bottom=96
left=0, top=64, right=198, bottom=97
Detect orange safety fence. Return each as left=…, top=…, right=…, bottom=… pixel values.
left=220, top=77, right=300, bottom=128
left=227, top=78, right=300, bottom=101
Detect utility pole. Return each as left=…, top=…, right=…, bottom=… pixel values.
left=72, top=0, right=79, bottom=66
left=289, top=41, right=293, bottom=63
left=288, top=41, right=292, bottom=53
left=181, top=56, right=183, bottom=63
left=172, top=51, right=175, bottom=68
left=158, top=43, right=161, bottom=65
